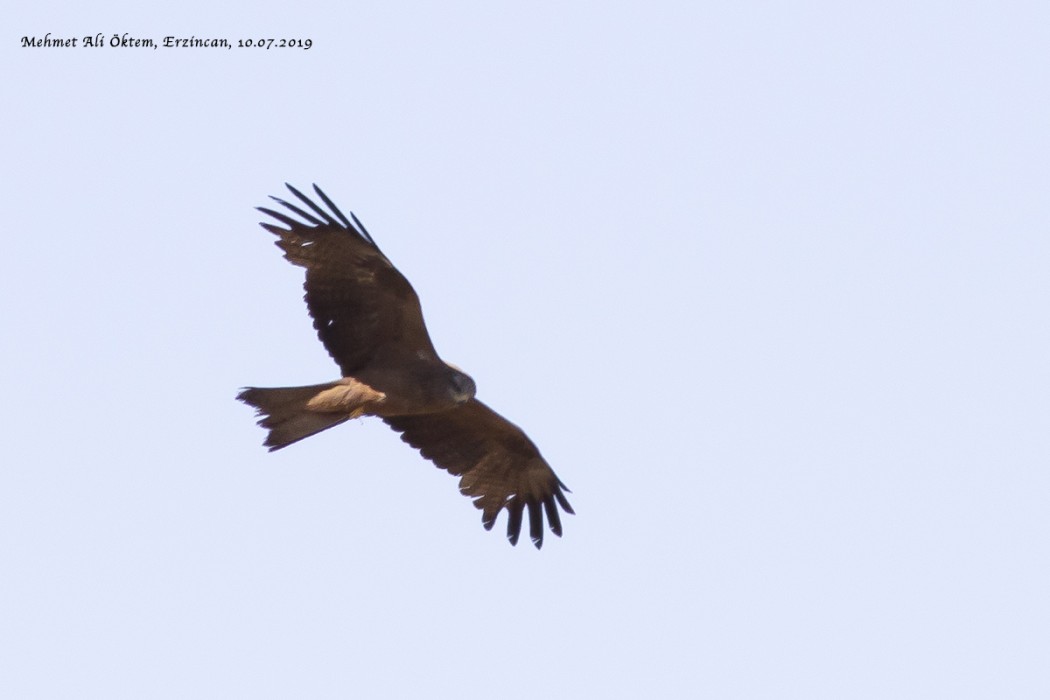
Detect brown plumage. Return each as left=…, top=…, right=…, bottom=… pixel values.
left=238, top=184, right=573, bottom=548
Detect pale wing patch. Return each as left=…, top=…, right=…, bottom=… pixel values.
left=306, top=377, right=386, bottom=415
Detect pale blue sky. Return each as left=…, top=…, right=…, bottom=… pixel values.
left=4, top=2, right=1049, bottom=698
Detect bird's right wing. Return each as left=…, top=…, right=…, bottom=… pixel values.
left=257, top=184, right=438, bottom=375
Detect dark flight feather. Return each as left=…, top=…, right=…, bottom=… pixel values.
left=257, top=184, right=435, bottom=374
left=384, top=400, right=573, bottom=548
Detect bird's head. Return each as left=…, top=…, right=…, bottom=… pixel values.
left=445, top=363, right=477, bottom=403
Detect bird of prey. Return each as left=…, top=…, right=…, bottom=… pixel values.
left=237, top=184, right=573, bottom=548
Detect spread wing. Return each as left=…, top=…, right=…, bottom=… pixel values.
left=258, top=184, right=437, bottom=375
left=384, top=400, right=574, bottom=548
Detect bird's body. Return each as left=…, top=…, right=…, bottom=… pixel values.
left=238, top=184, right=573, bottom=548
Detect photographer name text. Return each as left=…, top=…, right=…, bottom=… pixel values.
left=20, top=33, right=312, bottom=50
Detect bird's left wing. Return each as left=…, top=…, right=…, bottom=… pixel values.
left=384, top=400, right=574, bottom=548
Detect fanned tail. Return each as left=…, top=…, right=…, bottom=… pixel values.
left=237, top=382, right=350, bottom=451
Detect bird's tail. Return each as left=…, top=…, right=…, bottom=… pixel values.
left=237, top=382, right=352, bottom=451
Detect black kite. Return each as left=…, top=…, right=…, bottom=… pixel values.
left=237, top=185, right=573, bottom=548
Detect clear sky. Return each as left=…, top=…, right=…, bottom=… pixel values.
left=4, top=2, right=1049, bottom=698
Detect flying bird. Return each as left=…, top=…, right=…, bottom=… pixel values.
left=238, top=184, right=573, bottom=548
